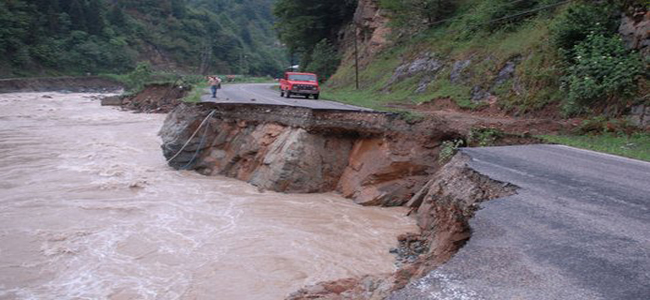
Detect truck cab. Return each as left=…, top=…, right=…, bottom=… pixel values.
left=279, top=72, right=320, bottom=99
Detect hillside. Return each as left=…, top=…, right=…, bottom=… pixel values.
left=289, top=0, right=648, bottom=122
left=0, top=0, right=287, bottom=78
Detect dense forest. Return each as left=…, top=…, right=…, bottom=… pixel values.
left=0, top=0, right=288, bottom=78
left=273, top=0, right=357, bottom=80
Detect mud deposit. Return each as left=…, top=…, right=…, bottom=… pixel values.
left=0, top=93, right=417, bottom=299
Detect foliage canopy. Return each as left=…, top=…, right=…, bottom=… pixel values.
left=0, top=0, right=287, bottom=77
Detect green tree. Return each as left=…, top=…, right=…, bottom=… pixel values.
left=0, top=0, right=286, bottom=77
left=127, top=61, right=153, bottom=91
left=171, top=0, right=186, bottom=19
left=85, top=0, right=105, bottom=35
left=108, top=5, right=126, bottom=27
left=303, top=39, right=340, bottom=82
left=273, top=0, right=357, bottom=53
left=68, top=0, right=86, bottom=31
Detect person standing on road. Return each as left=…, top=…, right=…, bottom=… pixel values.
left=208, top=76, right=222, bottom=98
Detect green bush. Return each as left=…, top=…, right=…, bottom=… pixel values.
left=124, top=62, right=153, bottom=91
left=561, top=34, right=643, bottom=116
left=551, top=3, right=619, bottom=59
left=468, top=128, right=503, bottom=147
left=439, top=139, right=464, bottom=163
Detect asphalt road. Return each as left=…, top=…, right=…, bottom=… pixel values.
left=391, top=145, right=650, bottom=300
left=201, top=83, right=373, bottom=111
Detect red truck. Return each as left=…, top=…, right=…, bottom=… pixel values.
left=279, top=72, right=320, bottom=99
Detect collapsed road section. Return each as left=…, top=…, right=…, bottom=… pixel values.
left=159, top=102, right=524, bottom=298
left=159, top=102, right=460, bottom=206
left=159, top=101, right=650, bottom=299
left=392, top=145, right=650, bottom=300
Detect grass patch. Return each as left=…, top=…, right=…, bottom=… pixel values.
left=542, top=133, right=650, bottom=162
left=182, top=82, right=209, bottom=103
left=321, top=88, right=386, bottom=110
left=325, top=3, right=571, bottom=114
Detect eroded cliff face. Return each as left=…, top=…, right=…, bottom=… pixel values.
left=158, top=103, right=525, bottom=299
left=160, top=103, right=456, bottom=205
left=336, top=0, right=391, bottom=68
left=159, top=103, right=525, bottom=299
left=287, top=154, right=517, bottom=300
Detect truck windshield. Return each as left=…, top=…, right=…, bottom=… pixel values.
left=288, top=74, right=317, bottom=82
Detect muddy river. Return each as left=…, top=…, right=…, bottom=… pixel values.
left=0, top=92, right=418, bottom=300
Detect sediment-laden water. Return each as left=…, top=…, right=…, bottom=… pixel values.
left=0, top=92, right=417, bottom=300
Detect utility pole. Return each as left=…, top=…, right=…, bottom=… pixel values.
left=354, top=24, right=360, bottom=90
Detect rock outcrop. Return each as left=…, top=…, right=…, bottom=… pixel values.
left=619, top=9, right=650, bottom=57
left=351, top=0, right=392, bottom=60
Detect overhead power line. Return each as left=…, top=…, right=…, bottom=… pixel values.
left=481, top=0, right=575, bottom=27
left=427, top=0, right=533, bottom=27
left=425, top=0, right=575, bottom=29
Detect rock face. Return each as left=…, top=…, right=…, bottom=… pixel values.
left=160, top=103, right=454, bottom=200
left=351, top=0, right=392, bottom=60
left=161, top=106, right=354, bottom=193
left=338, top=136, right=439, bottom=206
left=630, top=104, right=650, bottom=128
left=619, top=9, right=650, bottom=57
left=387, top=53, right=444, bottom=91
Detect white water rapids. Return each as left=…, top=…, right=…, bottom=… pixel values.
left=0, top=92, right=418, bottom=300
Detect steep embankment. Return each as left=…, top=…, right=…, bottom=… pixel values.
left=160, top=103, right=460, bottom=206
left=101, top=83, right=190, bottom=113
left=328, top=0, right=648, bottom=124
left=158, top=103, right=529, bottom=298
left=288, top=154, right=516, bottom=300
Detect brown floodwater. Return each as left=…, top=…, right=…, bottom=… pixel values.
left=0, top=92, right=418, bottom=300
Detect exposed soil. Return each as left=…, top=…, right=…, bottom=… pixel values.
left=158, top=103, right=537, bottom=299
left=385, top=97, right=581, bottom=136
left=102, top=83, right=190, bottom=113
left=287, top=154, right=517, bottom=300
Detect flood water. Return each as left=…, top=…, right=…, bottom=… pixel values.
left=0, top=92, right=418, bottom=300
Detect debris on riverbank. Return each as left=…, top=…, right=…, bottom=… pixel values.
left=101, top=83, right=190, bottom=113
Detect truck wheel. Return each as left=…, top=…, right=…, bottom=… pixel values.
left=314, top=94, right=319, bottom=100
left=280, top=90, right=284, bottom=97
left=285, top=91, right=291, bottom=98
left=304, top=94, right=309, bottom=99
